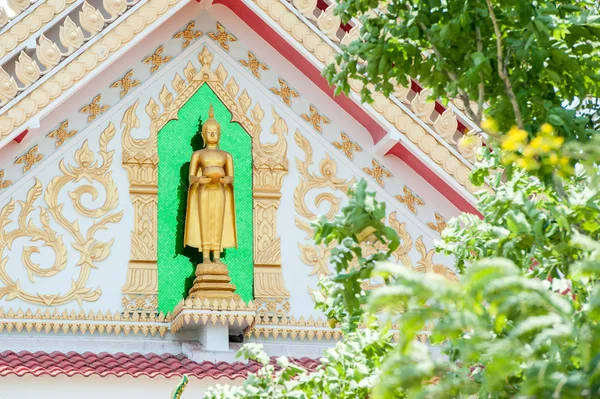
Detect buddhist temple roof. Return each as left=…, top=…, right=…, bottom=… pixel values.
left=0, top=350, right=321, bottom=379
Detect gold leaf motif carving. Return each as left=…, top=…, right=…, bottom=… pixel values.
left=143, top=45, right=172, bottom=73
left=173, top=21, right=202, bottom=49
left=159, top=85, right=174, bottom=110
left=0, top=67, right=18, bottom=105
left=240, top=52, right=269, bottom=79
left=395, top=186, right=425, bottom=214
left=270, top=78, right=299, bottom=107
left=415, top=236, right=457, bottom=281
left=15, top=145, right=43, bottom=172
left=59, top=16, right=84, bottom=54
left=363, top=158, right=391, bottom=187
left=294, top=130, right=355, bottom=277
left=36, top=34, right=62, bottom=70
left=47, top=120, right=78, bottom=147
left=110, top=70, right=140, bottom=98
left=172, top=73, right=186, bottom=94
left=80, top=94, right=110, bottom=123
left=0, top=124, right=122, bottom=306
left=208, top=22, right=237, bottom=51
left=427, top=212, right=447, bottom=234
left=103, top=0, right=127, bottom=22
left=301, top=104, right=330, bottom=133
left=79, top=1, right=105, bottom=36
left=15, top=51, right=41, bottom=88
left=333, top=132, right=362, bottom=160
left=0, top=170, right=11, bottom=190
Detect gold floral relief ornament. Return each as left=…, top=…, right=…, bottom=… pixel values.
left=47, top=120, right=78, bottom=148
left=0, top=123, right=122, bottom=306
left=142, top=45, right=172, bottom=74
left=363, top=158, right=391, bottom=187
left=395, top=185, right=425, bottom=214
left=173, top=21, right=203, bottom=49
left=80, top=94, right=110, bottom=123
left=0, top=170, right=11, bottom=190
left=15, top=145, right=43, bottom=172
left=333, top=132, right=362, bottom=160
left=111, top=70, right=141, bottom=98
left=427, top=213, right=447, bottom=234
left=270, top=78, right=299, bottom=107
left=208, top=22, right=237, bottom=51
left=240, top=52, right=269, bottom=79
left=301, top=104, right=330, bottom=133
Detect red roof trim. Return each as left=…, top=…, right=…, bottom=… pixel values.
left=0, top=350, right=320, bottom=379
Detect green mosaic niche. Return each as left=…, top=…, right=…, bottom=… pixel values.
left=157, top=84, right=253, bottom=313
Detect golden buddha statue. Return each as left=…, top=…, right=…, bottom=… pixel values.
left=183, top=104, right=239, bottom=299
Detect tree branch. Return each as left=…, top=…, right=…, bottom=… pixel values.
left=417, top=21, right=480, bottom=124
left=485, top=0, right=524, bottom=129
left=475, top=23, right=485, bottom=123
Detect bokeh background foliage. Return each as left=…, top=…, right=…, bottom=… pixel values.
left=157, top=85, right=253, bottom=312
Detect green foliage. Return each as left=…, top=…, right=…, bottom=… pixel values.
left=324, top=0, right=600, bottom=181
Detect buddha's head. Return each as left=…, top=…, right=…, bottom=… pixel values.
left=202, top=104, right=221, bottom=146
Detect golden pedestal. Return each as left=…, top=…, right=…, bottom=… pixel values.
left=187, top=261, right=240, bottom=300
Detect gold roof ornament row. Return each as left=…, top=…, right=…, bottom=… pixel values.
left=0, top=0, right=181, bottom=144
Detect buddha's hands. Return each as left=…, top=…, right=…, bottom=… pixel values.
left=190, top=175, right=211, bottom=185
left=219, top=176, right=233, bottom=185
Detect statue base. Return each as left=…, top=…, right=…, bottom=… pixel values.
left=187, top=261, right=240, bottom=300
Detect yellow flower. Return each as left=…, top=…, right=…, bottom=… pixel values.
left=507, top=126, right=528, bottom=142
left=501, top=139, right=522, bottom=151
left=481, top=118, right=498, bottom=133
left=529, top=136, right=544, bottom=150
left=540, top=123, right=554, bottom=135
left=551, top=136, right=564, bottom=149
left=559, top=156, right=569, bottom=166
left=516, top=157, right=538, bottom=170
left=548, top=153, right=559, bottom=165
left=523, top=146, right=536, bottom=157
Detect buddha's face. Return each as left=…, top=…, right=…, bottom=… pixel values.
left=203, top=123, right=220, bottom=145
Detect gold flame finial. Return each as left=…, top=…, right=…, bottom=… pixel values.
left=208, top=104, right=215, bottom=119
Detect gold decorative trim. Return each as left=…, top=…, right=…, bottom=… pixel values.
left=427, top=213, right=447, bottom=234
left=363, top=158, right=391, bottom=187
left=208, top=22, right=237, bottom=51
left=79, top=94, right=110, bottom=122
left=0, top=170, right=11, bottom=190
left=121, top=101, right=159, bottom=312
left=0, top=0, right=181, bottom=144
left=333, top=132, right=362, bottom=160
left=0, top=123, right=122, bottom=306
left=301, top=104, right=329, bottom=132
left=270, top=78, right=298, bottom=107
left=0, top=0, right=78, bottom=60
left=142, top=45, right=172, bottom=74
left=110, top=70, right=141, bottom=98
left=0, top=307, right=170, bottom=337
left=47, top=119, right=78, bottom=147
left=395, top=186, right=425, bottom=214
left=170, top=297, right=256, bottom=333
left=15, top=145, right=43, bottom=172
left=173, top=21, right=203, bottom=49
left=136, top=45, right=290, bottom=315
left=239, top=51, right=269, bottom=79
left=245, top=315, right=343, bottom=341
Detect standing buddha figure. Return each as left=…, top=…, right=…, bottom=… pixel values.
left=183, top=104, right=238, bottom=299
